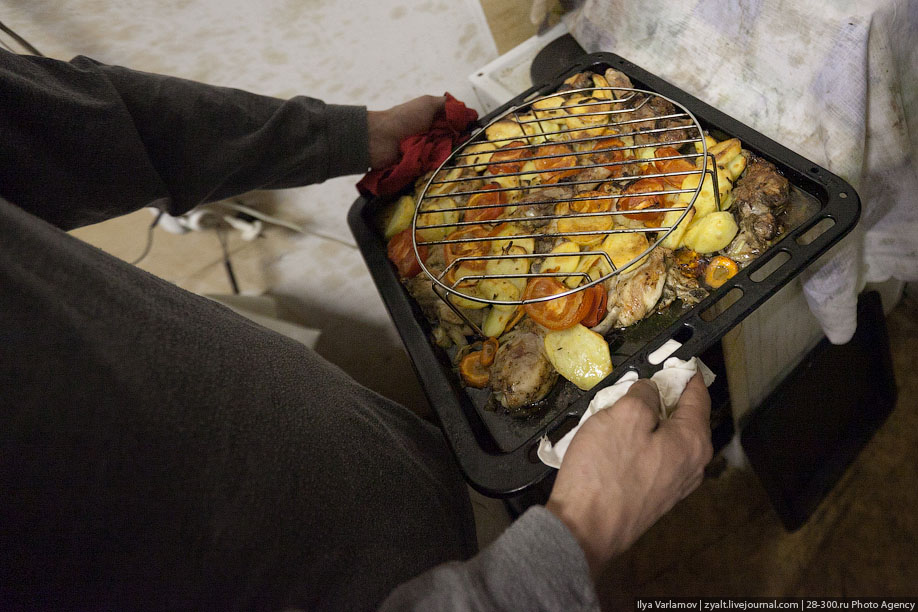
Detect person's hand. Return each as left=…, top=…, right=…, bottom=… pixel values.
left=367, top=95, right=446, bottom=169
left=545, top=373, right=713, bottom=578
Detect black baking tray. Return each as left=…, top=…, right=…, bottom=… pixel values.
left=347, top=52, right=861, bottom=497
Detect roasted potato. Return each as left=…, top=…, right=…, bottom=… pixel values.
left=478, top=278, right=521, bottom=304
left=531, top=94, right=568, bottom=120
left=659, top=206, right=695, bottom=250
left=426, top=167, right=465, bottom=196
left=485, top=120, right=525, bottom=145
left=682, top=210, right=739, bottom=253
left=599, top=231, right=650, bottom=272
left=461, top=142, right=497, bottom=173
left=542, top=241, right=581, bottom=287
left=447, top=282, right=489, bottom=310
left=543, top=324, right=613, bottom=390
left=516, top=112, right=550, bottom=145
left=415, top=197, right=458, bottom=242
left=383, top=195, right=415, bottom=239
left=678, top=173, right=719, bottom=218
left=725, top=153, right=747, bottom=182
left=518, top=160, right=542, bottom=186
left=490, top=223, right=535, bottom=254
left=484, top=245, right=530, bottom=292
left=563, top=95, right=608, bottom=139
left=694, top=134, right=717, bottom=154
left=482, top=305, right=518, bottom=338
left=708, top=137, right=741, bottom=166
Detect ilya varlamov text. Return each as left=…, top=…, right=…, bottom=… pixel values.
left=636, top=601, right=917, bottom=611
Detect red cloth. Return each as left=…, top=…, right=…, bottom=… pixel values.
left=357, top=93, right=478, bottom=198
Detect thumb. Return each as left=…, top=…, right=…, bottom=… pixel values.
left=668, top=372, right=711, bottom=427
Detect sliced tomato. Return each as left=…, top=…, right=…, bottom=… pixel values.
left=443, top=225, right=492, bottom=271
left=387, top=227, right=428, bottom=278
left=580, top=284, right=609, bottom=328
left=487, top=141, right=529, bottom=176
left=556, top=190, right=614, bottom=245
left=533, top=144, right=578, bottom=184
left=619, top=177, right=665, bottom=225
left=569, top=190, right=612, bottom=214
left=522, top=277, right=591, bottom=330
left=653, top=146, right=697, bottom=188
left=591, top=137, right=631, bottom=177
left=465, top=182, right=507, bottom=223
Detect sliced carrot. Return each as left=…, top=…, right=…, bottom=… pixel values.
left=459, top=351, right=490, bottom=388
left=592, top=137, right=630, bottom=177
left=674, top=248, right=707, bottom=278
left=480, top=337, right=499, bottom=367
left=465, top=182, right=507, bottom=223
left=443, top=225, right=491, bottom=271
left=387, top=228, right=428, bottom=278
left=704, top=255, right=739, bottom=289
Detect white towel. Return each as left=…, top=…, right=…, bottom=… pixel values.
left=537, top=357, right=716, bottom=469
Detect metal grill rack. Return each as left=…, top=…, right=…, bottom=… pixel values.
left=411, top=85, right=721, bottom=336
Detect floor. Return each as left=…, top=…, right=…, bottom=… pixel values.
left=61, top=0, right=918, bottom=604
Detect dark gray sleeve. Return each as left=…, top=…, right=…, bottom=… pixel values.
left=0, top=50, right=368, bottom=230
left=380, top=506, right=600, bottom=612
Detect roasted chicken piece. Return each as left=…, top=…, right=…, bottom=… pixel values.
left=648, top=97, right=692, bottom=145
left=630, top=96, right=691, bottom=147
left=405, top=274, right=460, bottom=324
left=571, top=165, right=613, bottom=192
left=731, top=155, right=790, bottom=211
left=619, top=94, right=658, bottom=136
left=490, top=325, right=559, bottom=410
left=665, top=266, right=709, bottom=307
left=404, top=274, right=482, bottom=346
left=515, top=185, right=575, bottom=229
left=603, top=68, right=634, bottom=91
left=563, top=72, right=594, bottom=89
left=724, top=155, right=789, bottom=266
left=608, top=249, right=668, bottom=327
left=655, top=248, right=707, bottom=310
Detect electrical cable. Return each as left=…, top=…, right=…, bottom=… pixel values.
left=224, top=200, right=305, bottom=234
left=222, top=200, right=355, bottom=248
left=215, top=226, right=240, bottom=294
left=0, top=19, right=45, bottom=56
left=130, top=209, right=165, bottom=265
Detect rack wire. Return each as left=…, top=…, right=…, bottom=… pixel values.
left=411, top=83, right=720, bottom=335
